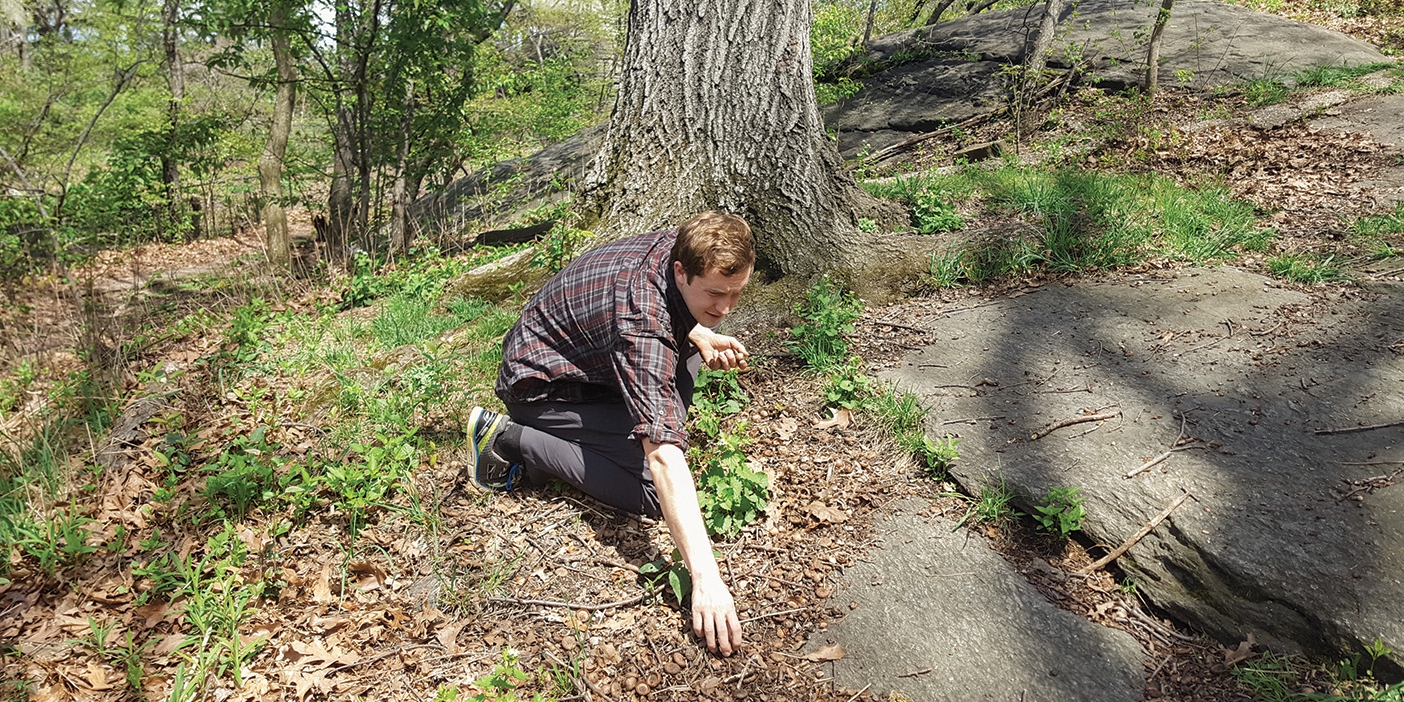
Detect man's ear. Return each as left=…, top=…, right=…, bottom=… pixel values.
left=673, top=260, right=689, bottom=284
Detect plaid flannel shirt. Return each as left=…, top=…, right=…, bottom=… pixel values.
left=495, top=230, right=699, bottom=448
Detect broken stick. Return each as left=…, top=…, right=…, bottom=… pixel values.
left=1031, top=409, right=1121, bottom=440
left=1078, top=493, right=1193, bottom=574
left=1314, top=420, right=1404, bottom=436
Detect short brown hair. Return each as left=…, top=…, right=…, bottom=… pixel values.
left=671, top=212, right=755, bottom=280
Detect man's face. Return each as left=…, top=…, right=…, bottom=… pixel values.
left=673, top=261, right=751, bottom=328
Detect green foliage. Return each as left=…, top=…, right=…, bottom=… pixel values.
left=694, top=426, right=769, bottom=538
left=788, top=276, right=863, bottom=371
left=201, top=426, right=284, bottom=521
left=919, top=435, right=961, bottom=477
left=1268, top=254, right=1347, bottom=284
left=912, top=187, right=965, bottom=234
left=346, top=245, right=509, bottom=308
left=1296, top=61, right=1400, bottom=90
left=692, top=368, right=749, bottom=439
left=530, top=222, right=593, bottom=273
left=1032, top=486, right=1086, bottom=538
left=640, top=548, right=694, bottom=604
left=822, top=356, right=872, bottom=411
left=224, top=299, right=273, bottom=366
left=1244, top=77, right=1291, bottom=106
left=863, top=166, right=1274, bottom=286
left=1353, top=203, right=1404, bottom=237
left=332, top=432, right=420, bottom=538
left=953, top=478, right=1022, bottom=530
left=857, top=217, right=878, bottom=233
left=1232, top=650, right=1299, bottom=702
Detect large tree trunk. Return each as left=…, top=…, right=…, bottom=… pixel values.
left=1143, top=0, right=1175, bottom=94
left=1026, top=0, right=1064, bottom=78
left=924, top=0, right=960, bottom=26
left=325, top=0, right=356, bottom=266
left=161, top=0, right=184, bottom=240
left=259, top=5, right=295, bottom=269
left=583, top=0, right=904, bottom=285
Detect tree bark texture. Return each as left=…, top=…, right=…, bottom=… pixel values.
left=161, top=0, right=184, bottom=239
left=325, top=0, right=357, bottom=265
left=1026, top=0, right=1064, bottom=78
left=1143, top=0, right=1175, bottom=94
left=259, top=8, right=295, bottom=269
left=389, top=78, right=414, bottom=255
left=584, top=0, right=901, bottom=281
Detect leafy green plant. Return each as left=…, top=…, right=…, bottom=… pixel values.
left=1353, top=203, right=1404, bottom=237
left=1032, top=486, right=1087, bottom=538
left=857, top=217, right=877, bottom=233
left=465, top=648, right=544, bottom=702
left=953, top=477, right=1022, bottom=530
left=822, top=356, right=872, bottom=411
left=1244, top=77, right=1289, bottom=106
left=1268, top=254, right=1347, bottom=284
left=692, top=368, right=749, bottom=439
left=530, top=222, right=592, bottom=273
left=640, top=548, right=694, bottom=604
left=1232, top=650, right=1298, bottom=702
left=331, top=431, right=419, bottom=538
left=223, top=298, right=273, bottom=366
left=912, top=187, right=965, bottom=234
left=918, top=435, right=960, bottom=477
left=693, top=427, right=769, bottom=538
left=202, top=427, right=283, bottom=521
left=788, top=276, right=863, bottom=371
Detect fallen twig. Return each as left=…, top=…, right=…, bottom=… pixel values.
left=844, top=685, right=872, bottom=702
left=1125, top=444, right=1205, bottom=479
left=740, top=606, right=809, bottom=624
left=1030, top=409, right=1121, bottom=440
left=941, top=415, right=1005, bottom=425
left=1314, top=420, right=1404, bottom=436
left=898, top=667, right=933, bottom=678
left=1079, top=493, right=1193, bottom=574
left=871, top=320, right=932, bottom=334
left=488, top=592, right=647, bottom=611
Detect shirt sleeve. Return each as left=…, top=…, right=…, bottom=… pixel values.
left=613, top=274, right=691, bottom=448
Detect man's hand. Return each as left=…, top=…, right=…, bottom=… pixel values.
left=690, top=325, right=749, bottom=371
left=643, top=439, right=745, bottom=656
left=691, top=575, right=744, bottom=656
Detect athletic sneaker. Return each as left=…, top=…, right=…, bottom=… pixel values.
left=466, top=406, right=521, bottom=491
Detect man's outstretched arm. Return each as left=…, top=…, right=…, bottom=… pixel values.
left=642, top=438, right=743, bottom=656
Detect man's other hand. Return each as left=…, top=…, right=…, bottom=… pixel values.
left=690, top=326, right=749, bottom=371
left=691, top=576, right=744, bottom=656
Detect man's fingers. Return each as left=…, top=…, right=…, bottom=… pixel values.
left=704, top=612, right=718, bottom=653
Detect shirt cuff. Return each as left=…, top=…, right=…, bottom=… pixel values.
left=634, top=423, right=689, bottom=450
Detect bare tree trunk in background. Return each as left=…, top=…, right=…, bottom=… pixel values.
left=325, top=1, right=356, bottom=266
left=259, top=4, right=295, bottom=269
left=389, top=78, right=414, bottom=256
left=585, top=0, right=919, bottom=293
left=161, top=0, right=185, bottom=240
left=1026, top=0, right=1064, bottom=78
left=1143, top=0, right=1175, bottom=94
left=925, top=0, right=959, bottom=26
left=862, top=0, right=876, bottom=44
left=967, top=0, right=1000, bottom=16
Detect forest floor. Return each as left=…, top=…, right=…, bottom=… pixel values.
left=4, top=13, right=1404, bottom=702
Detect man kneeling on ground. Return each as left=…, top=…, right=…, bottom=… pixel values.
left=465, top=211, right=754, bottom=656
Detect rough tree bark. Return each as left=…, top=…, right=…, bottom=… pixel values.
left=1025, top=0, right=1064, bottom=78
left=1143, top=0, right=1175, bottom=94
left=389, top=78, right=414, bottom=255
left=583, top=0, right=917, bottom=292
left=259, top=3, right=296, bottom=269
left=161, top=0, right=184, bottom=240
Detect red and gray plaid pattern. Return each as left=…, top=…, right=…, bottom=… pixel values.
left=496, top=230, right=698, bottom=448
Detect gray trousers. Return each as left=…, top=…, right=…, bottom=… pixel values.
left=504, top=355, right=699, bottom=519
left=506, top=401, right=661, bottom=517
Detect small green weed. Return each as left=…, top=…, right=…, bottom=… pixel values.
left=918, top=435, right=960, bottom=477
left=857, top=217, right=877, bottom=233
left=463, top=648, right=548, bottom=702
left=1032, top=486, right=1087, bottom=539
left=201, top=427, right=284, bottom=521
left=954, top=477, right=1022, bottom=530
left=692, top=368, right=749, bottom=440
left=927, top=247, right=970, bottom=288
left=870, top=384, right=958, bottom=478
left=821, top=357, right=871, bottom=411
left=1296, top=61, right=1399, bottom=89
left=1244, top=77, right=1290, bottom=106
left=912, top=187, right=965, bottom=234
left=1353, top=203, right=1404, bottom=237
left=1232, top=650, right=1298, bottom=702
left=530, top=221, right=592, bottom=273
left=640, top=548, right=693, bottom=604
left=788, top=276, right=863, bottom=371
left=1268, top=254, right=1347, bottom=284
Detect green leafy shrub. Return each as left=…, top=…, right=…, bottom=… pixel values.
left=693, top=426, right=769, bottom=538
left=912, top=187, right=965, bottom=234
left=918, top=435, right=960, bottom=477
left=1032, top=486, right=1086, bottom=538
left=692, top=368, right=749, bottom=439
left=201, top=427, right=284, bottom=521
left=788, top=276, right=863, bottom=371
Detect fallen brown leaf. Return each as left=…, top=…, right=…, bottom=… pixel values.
left=801, top=643, right=845, bottom=662
left=806, top=501, right=847, bottom=524
left=812, top=408, right=853, bottom=430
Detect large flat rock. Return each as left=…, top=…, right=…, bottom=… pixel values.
left=826, top=0, right=1390, bottom=156
left=881, top=267, right=1404, bottom=675
left=806, top=499, right=1144, bottom=701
